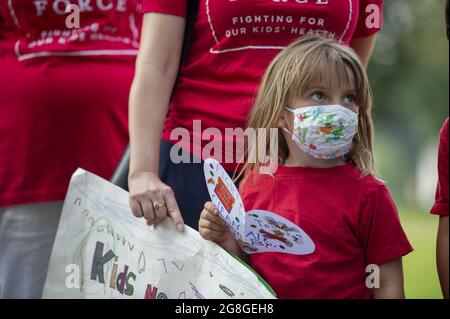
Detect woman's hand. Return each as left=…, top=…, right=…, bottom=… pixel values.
left=129, top=171, right=184, bottom=232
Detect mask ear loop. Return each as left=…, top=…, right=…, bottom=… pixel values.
left=282, top=106, right=297, bottom=137
left=285, top=106, right=296, bottom=113
left=344, top=110, right=362, bottom=163
left=279, top=107, right=296, bottom=166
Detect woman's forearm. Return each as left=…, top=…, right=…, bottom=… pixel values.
left=350, top=34, right=378, bottom=68
left=128, top=13, right=185, bottom=177
left=129, top=64, right=177, bottom=176
left=127, top=14, right=186, bottom=227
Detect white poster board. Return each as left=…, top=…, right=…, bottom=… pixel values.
left=42, top=169, right=275, bottom=299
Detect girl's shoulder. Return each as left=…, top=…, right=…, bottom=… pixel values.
left=238, top=168, right=273, bottom=192
left=346, top=165, right=396, bottom=206
left=349, top=165, right=387, bottom=189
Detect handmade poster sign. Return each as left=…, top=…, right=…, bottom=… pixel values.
left=204, top=158, right=315, bottom=255
left=42, top=168, right=276, bottom=299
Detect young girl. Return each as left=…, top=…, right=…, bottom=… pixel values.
left=198, top=35, right=413, bottom=299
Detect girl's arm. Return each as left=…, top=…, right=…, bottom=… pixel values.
left=350, top=34, right=378, bottom=68
left=437, top=216, right=449, bottom=299
left=219, top=235, right=249, bottom=263
left=373, top=257, right=406, bottom=299
left=128, top=13, right=185, bottom=230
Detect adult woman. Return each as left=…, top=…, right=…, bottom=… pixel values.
left=0, top=1, right=141, bottom=298
left=129, top=0, right=383, bottom=230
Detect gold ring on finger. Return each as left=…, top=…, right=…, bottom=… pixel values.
left=152, top=201, right=165, bottom=210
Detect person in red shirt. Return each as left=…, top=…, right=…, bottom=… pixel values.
left=199, top=35, right=413, bottom=298
left=128, top=0, right=384, bottom=231
left=430, top=1, right=449, bottom=300
left=0, top=1, right=142, bottom=298
left=431, top=118, right=449, bottom=299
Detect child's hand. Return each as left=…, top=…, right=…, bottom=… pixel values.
left=199, top=202, right=233, bottom=244
left=199, top=202, right=247, bottom=262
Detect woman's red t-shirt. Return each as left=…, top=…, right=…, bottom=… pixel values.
left=0, top=1, right=142, bottom=206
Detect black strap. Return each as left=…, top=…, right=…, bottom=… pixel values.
left=110, top=0, right=200, bottom=190
left=181, top=0, right=200, bottom=67
left=170, top=0, right=200, bottom=99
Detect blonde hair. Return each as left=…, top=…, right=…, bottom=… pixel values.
left=237, top=35, right=377, bottom=181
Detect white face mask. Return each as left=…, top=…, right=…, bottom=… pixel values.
left=283, top=104, right=359, bottom=160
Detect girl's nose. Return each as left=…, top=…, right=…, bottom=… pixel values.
left=330, top=97, right=341, bottom=105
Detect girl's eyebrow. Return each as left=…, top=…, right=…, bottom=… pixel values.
left=345, top=90, right=360, bottom=98
left=305, top=87, right=358, bottom=94
left=304, top=86, right=329, bottom=91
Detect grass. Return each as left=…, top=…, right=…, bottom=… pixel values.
left=398, top=209, right=443, bottom=299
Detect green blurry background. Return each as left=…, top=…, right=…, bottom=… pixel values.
left=368, top=0, right=448, bottom=298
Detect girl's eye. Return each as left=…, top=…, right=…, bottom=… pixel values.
left=311, top=91, right=325, bottom=101
left=343, top=94, right=357, bottom=105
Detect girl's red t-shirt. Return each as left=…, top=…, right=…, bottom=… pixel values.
left=239, top=164, right=413, bottom=299
left=0, top=1, right=142, bottom=206
left=142, top=0, right=384, bottom=171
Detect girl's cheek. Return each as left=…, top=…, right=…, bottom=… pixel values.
left=347, top=104, right=359, bottom=112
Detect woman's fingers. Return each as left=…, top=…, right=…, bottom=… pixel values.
left=164, top=187, right=184, bottom=232
left=129, top=172, right=176, bottom=226
left=149, top=192, right=168, bottom=224
left=140, top=199, right=155, bottom=222
left=129, top=198, right=144, bottom=218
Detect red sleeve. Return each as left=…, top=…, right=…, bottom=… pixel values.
left=353, top=0, right=384, bottom=38
left=141, top=0, right=187, bottom=17
left=358, top=185, right=413, bottom=266
left=431, top=118, right=449, bottom=216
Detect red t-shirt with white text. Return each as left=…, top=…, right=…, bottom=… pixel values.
left=142, top=0, right=383, bottom=171
left=431, top=118, right=449, bottom=216
left=0, top=1, right=142, bottom=206
left=239, top=164, right=413, bottom=299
